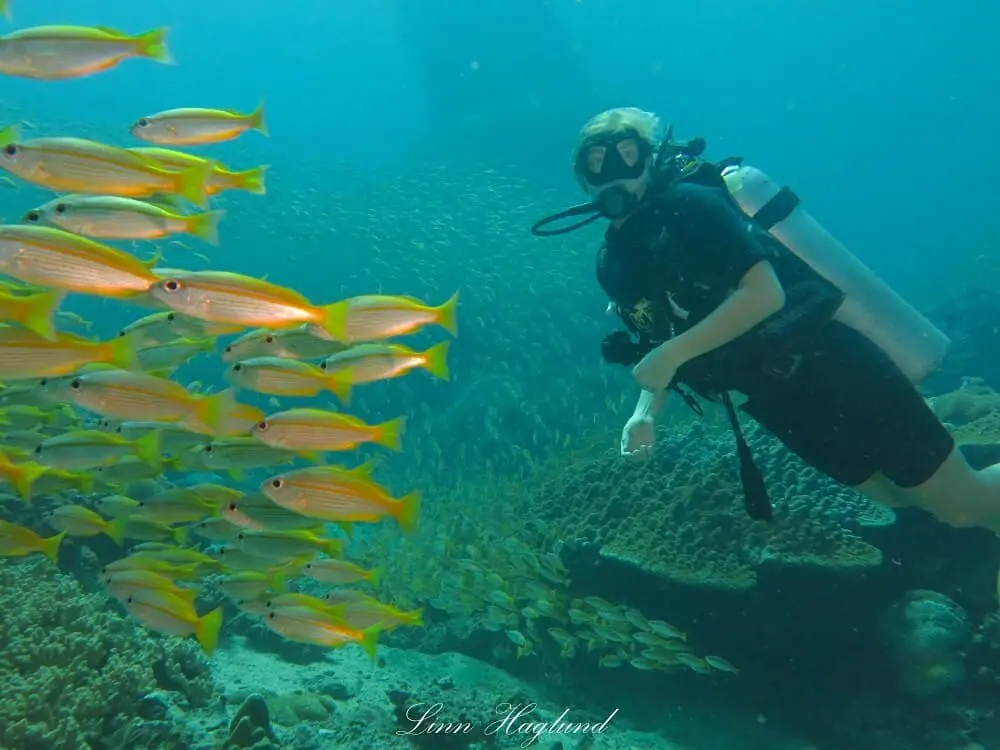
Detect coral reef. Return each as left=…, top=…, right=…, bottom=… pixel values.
left=878, top=589, right=972, bottom=698
left=0, top=557, right=216, bottom=749
left=931, top=380, right=1000, bottom=445
left=532, top=419, right=887, bottom=590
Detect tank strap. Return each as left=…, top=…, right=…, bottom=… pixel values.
left=753, top=186, right=800, bottom=230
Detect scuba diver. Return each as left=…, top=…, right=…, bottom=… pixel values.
left=531, top=106, right=1000, bottom=530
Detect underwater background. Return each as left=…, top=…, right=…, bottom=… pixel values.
left=2, top=0, right=1000, bottom=748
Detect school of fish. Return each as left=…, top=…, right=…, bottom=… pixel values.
left=0, top=10, right=457, bottom=659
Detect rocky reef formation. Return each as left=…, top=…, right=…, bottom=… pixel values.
left=0, top=558, right=216, bottom=749
left=533, top=418, right=890, bottom=590
left=931, top=379, right=1000, bottom=446
left=878, top=589, right=972, bottom=698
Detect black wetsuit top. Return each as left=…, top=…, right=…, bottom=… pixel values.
left=597, top=180, right=954, bottom=489
left=598, top=181, right=842, bottom=396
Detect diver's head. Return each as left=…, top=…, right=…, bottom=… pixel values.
left=572, top=107, right=660, bottom=223
left=529, top=107, right=663, bottom=237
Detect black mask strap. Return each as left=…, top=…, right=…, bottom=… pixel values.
left=720, top=391, right=773, bottom=521
left=530, top=203, right=602, bottom=236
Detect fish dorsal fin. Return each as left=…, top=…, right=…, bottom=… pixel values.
left=349, top=460, right=375, bottom=478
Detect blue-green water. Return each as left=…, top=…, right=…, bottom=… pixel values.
left=1, top=2, right=1000, bottom=749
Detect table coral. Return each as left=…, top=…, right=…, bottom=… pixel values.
left=0, top=558, right=216, bottom=749
left=533, top=419, right=885, bottom=590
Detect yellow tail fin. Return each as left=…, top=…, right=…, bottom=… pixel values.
left=368, top=568, right=381, bottom=589
left=174, top=163, right=210, bottom=208
left=103, top=334, right=140, bottom=371
left=134, top=27, right=173, bottom=64
left=421, top=341, right=451, bottom=381
left=356, top=626, right=380, bottom=662
left=15, top=462, right=47, bottom=501
left=319, top=301, right=350, bottom=343
left=18, top=290, right=62, bottom=341
left=106, top=516, right=127, bottom=546
left=324, top=369, right=352, bottom=406
left=195, top=606, right=224, bottom=654
left=395, top=490, right=421, bottom=534
left=435, top=291, right=459, bottom=336
left=187, top=209, right=224, bottom=246
left=133, top=430, right=161, bottom=472
left=236, top=165, right=268, bottom=195
left=248, top=99, right=268, bottom=136
left=40, top=531, right=66, bottom=563
left=0, top=0, right=10, bottom=22
left=375, top=416, right=405, bottom=452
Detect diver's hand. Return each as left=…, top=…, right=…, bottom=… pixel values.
left=621, top=413, right=656, bottom=460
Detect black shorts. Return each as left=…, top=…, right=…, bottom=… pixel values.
left=739, top=321, right=955, bottom=488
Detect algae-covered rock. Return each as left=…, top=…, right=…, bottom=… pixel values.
left=266, top=691, right=336, bottom=726
left=225, top=693, right=281, bottom=749
left=533, top=420, right=885, bottom=590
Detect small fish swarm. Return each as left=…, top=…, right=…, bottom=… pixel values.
left=0, top=557, right=216, bottom=749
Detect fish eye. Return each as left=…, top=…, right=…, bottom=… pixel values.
left=166, top=312, right=176, bottom=321
left=226, top=502, right=237, bottom=511
left=38, top=378, right=47, bottom=386
left=231, top=363, right=242, bottom=372
left=32, top=445, right=41, bottom=453
left=264, top=336, right=274, bottom=344
left=236, top=533, right=246, bottom=542
left=203, top=445, right=214, bottom=454
left=270, top=478, right=285, bottom=489
left=162, top=279, right=182, bottom=293
left=126, top=595, right=134, bottom=604
left=24, top=211, right=40, bottom=222
left=224, top=345, right=232, bottom=353
left=115, top=426, right=123, bottom=434
left=136, top=118, right=150, bottom=128
left=69, top=378, right=82, bottom=390
left=318, top=361, right=328, bottom=371
left=2, top=144, right=16, bottom=156
left=267, top=612, right=275, bottom=620
left=255, top=420, right=268, bottom=431
left=54, top=203, right=67, bottom=215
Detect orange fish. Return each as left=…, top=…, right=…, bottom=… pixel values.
left=0, top=224, right=159, bottom=297
left=148, top=270, right=346, bottom=336
left=0, top=25, right=171, bottom=80
left=46, top=369, right=246, bottom=436
left=322, top=292, right=459, bottom=343
left=262, top=463, right=420, bottom=532
left=320, top=341, right=450, bottom=385
left=124, top=588, right=223, bottom=654
left=0, top=125, right=209, bottom=206
left=0, top=327, right=137, bottom=379
left=265, top=604, right=379, bottom=659
left=252, top=408, right=404, bottom=453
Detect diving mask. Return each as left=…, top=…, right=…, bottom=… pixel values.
left=576, top=132, right=652, bottom=187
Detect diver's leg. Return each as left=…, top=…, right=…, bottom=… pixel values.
left=907, top=448, right=1000, bottom=528
left=853, top=473, right=917, bottom=508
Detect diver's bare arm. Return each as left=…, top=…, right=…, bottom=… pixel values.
left=668, top=260, right=786, bottom=366
left=631, top=387, right=666, bottom=419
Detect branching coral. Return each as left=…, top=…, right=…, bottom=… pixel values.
left=0, top=558, right=216, bottom=749
left=532, top=419, right=885, bottom=590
